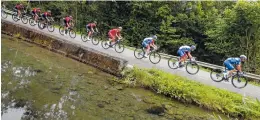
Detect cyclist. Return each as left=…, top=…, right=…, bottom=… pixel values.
left=31, top=7, right=41, bottom=24
left=177, top=45, right=196, bottom=67
left=142, top=35, right=158, bottom=58
left=14, top=3, right=24, bottom=19
left=108, top=27, right=122, bottom=46
left=63, top=15, right=73, bottom=35
left=41, top=10, right=52, bottom=26
left=223, top=55, right=247, bottom=80
left=86, top=21, right=98, bottom=40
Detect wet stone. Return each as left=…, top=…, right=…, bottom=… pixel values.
left=97, top=103, right=105, bottom=108
left=146, top=106, right=165, bottom=116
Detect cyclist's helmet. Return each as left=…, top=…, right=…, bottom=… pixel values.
left=240, top=55, right=247, bottom=60
left=47, top=10, right=51, bottom=13
left=152, top=35, right=157, bottom=40
left=94, top=21, right=97, bottom=24
left=191, top=45, right=196, bottom=51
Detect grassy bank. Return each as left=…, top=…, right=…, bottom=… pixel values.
left=119, top=67, right=260, bottom=119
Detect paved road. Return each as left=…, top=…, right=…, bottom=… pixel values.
left=2, top=16, right=260, bottom=100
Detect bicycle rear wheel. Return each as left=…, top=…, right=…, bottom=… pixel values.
left=231, top=74, right=248, bottom=89
left=38, top=21, right=45, bottom=29
left=12, top=13, right=19, bottom=22
left=210, top=69, right=224, bottom=82
left=47, top=23, right=55, bottom=32
left=1, top=10, right=7, bottom=19
left=115, top=42, right=125, bottom=53
left=134, top=48, right=144, bottom=59
left=168, top=57, right=179, bottom=69
left=21, top=16, right=28, bottom=24
left=59, top=26, right=65, bottom=35
left=101, top=41, right=110, bottom=49
left=69, top=29, right=76, bottom=38
left=91, top=36, right=99, bottom=45
left=81, top=33, right=88, bottom=42
left=149, top=52, right=161, bottom=64
left=186, top=62, right=199, bottom=75
left=29, top=18, right=36, bottom=26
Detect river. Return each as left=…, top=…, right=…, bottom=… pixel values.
left=1, top=34, right=227, bottom=120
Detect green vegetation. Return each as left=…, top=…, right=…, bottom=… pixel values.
left=119, top=67, right=260, bottom=119
left=3, top=1, right=260, bottom=75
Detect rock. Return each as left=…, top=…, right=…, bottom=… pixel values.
left=114, top=96, right=119, bottom=101
left=87, top=71, right=94, bottom=74
left=162, top=103, right=172, bottom=110
left=143, top=98, right=155, bottom=104
left=116, top=86, right=124, bottom=90
left=97, top=103, right=104, bottom=108
left=146, top=106, right=165, bottom=115
left=104, top=85, right=109, bottom=90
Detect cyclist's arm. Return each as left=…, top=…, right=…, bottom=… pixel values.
left=95, top=28, right=98, bottom=32
left=187, top=52, right=193, bottom=59
left=236, top=64, right=242, bottom=72
left=91, top=27, right=94, bottom=32
left=116, top=32, right=122, bottom=39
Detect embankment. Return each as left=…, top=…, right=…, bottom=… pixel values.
left=1, top=20, right=127, bottom=76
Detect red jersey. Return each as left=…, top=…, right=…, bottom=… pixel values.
left=87, top=23, right=96, bottom=28
left=44, top=12, right=51, bottom=17
left=33, top=8, right=41, bottom=13
left=15, top=4, right=23, bottom=10
left=109, top=29, right=120, bottom=36
left=65, top=17, right=71, bottom=22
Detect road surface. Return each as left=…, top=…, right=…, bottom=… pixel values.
left=2, top=16, right=260, bottom=100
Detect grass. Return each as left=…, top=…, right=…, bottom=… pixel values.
left=119, top=67, right=260, bottom=119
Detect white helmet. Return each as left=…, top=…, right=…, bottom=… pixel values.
left=152, top=35, right=157, bottom=40
left=191, top=45, right=196, bottom=51
left=240, top=55, right=247, bottom=60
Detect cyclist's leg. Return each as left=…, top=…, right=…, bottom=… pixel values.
left=178, top=50, right=186, bottom=64
left=224, top=61, right=235, bottom=78
left=63, top=20, right=67, bottom=34
left=87, top=27, right=91, bottom=40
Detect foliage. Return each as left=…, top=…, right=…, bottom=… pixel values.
left=3, top=1, right=260, bottom=74
left=121, top=67, right=260, bottom=119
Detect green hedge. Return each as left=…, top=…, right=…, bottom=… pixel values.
left=121, top=67, right=260, bottom=119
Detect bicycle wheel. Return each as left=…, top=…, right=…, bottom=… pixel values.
left=186, top=62, right=199, bottom=75
left=134, top=48, right=145, bottom=59
left=115, top=42, right=125, bottom=53
left=210, top=69, right=224, bottom=82
left=101, top=41, right=110, bottom=49
left=29, top=18, right=36, bottom=26
left=149, top=52, right=161, bottom=64
left=69, top=29, right=76, bottom=38
left=81, top=33, right=88, bottom=42
left=1, top=10, right=7, bottom=19
left=38, top=21, right=45, bottom=29
left=168, top=57, right=179, bottom=69
left=91, top=36, right=99, bottom=45
left=47, top=23, right=55, bottom=32
left=59, top=26, right=65, bottom=35
left=12, top=13, right=19, bottom=22
left=231, top=74, right=248, bottom=89
left=21, top=16, right=28, bottom=24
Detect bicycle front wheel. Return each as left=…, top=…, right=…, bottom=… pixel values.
left=149, top=52, right=161, bottom=64
left=210, top=69, right=224, bottom=82
left=231, top=74, right=248, bottom=89
left=134, top=48, right=144, bottom=59
left=69, top=29, right=76, bottom=38
left=1, top=10, right=7, bottom=19
left=186, top=62, right=199, bottom=75
left=91, top=36, right=99, bottom=45
left=29, top=18, right=36, bottom=26
left=168, top=57, right=179, bottom=69
left=38, top=21, right=45, bottom=29
left=115, top=42, right=125, bottom=53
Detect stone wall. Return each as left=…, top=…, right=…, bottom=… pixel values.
left=1, top=20, right=128, bottom=76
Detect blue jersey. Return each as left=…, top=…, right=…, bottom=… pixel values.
left=143, top=37, right=153, bottom=44
left=225, top=58, right=241, bottom=65
left=179, top=46, right=191, bottom=52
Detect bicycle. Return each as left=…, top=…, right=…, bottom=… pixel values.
left=38, top=17, right=55, bottom=32
left=12, top=10, right=28, bottom=24
left=168, top=56, right=199, bottom=75
left=59, top=25, right=76, bottom=38
left=29, top=14, right=41, bottom=26
left=81, top=31, right=100, bottom=45
left=101, top=39, right=125, bottom=53
left=134, top=46, right=161, bottom=64
left=210, top=68, right=248, bottom=89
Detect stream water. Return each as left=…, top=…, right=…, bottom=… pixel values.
left=1, top=34, right=228, bottom=120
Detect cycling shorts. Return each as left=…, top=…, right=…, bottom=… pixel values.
left=224, top=61, right=235, bottom=70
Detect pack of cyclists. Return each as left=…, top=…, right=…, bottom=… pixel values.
left=7, top=3, right=248, bottom=78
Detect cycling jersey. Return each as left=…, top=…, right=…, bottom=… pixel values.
left=32, top=8, right=40, bottom=13
left=142, top=37, right=154, bottom=48
left=65, top=16, right=71, bottom=23
left=224, top=57, right=241, bottom=70
left=179, top=46, right=191, bottom=52
left=42, top=12, right=51, bottom=18
left=87, top=23, right=96, bottom=28
left=108, top=29, right=121, bottom=41
left=15, top=4, right=23, bottom=10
